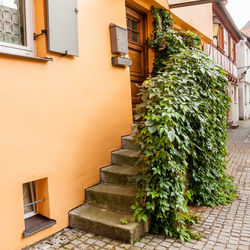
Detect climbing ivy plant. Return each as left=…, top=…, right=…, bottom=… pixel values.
left=132, top=7, right=237, bottom=241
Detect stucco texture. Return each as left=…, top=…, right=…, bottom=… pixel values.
left=0, top=0, right=134, bottom=249
left=171, top=3, right=213, bottom=41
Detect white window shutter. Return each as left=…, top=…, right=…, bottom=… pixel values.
left=47, top=0, right=79, bottom=56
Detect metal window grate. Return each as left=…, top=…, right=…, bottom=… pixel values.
left=24, top=198, right=45, bottom=208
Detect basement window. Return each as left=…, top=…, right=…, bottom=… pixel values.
left=23, top=180, right=56, bottom=237
left=23, top=181, right=37, bottom=219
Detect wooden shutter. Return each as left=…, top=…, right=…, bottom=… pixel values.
left=217, top=25, right=224, bottom=50
left=47, top=0, right=79, bottom=56
left=228, top=34, right=231, bottom=58
left=233, top=41, right=236, bottom=62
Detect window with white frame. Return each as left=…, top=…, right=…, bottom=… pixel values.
left=0, top=0, right=35, bottom=56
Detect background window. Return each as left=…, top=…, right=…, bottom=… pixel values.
left=217, top=25, right=224, bottom=50
left=233, top=42, right=236, bottom=63
left=228, top=34, right=231, bottom=58
left=0, top=0, right=34, bottom=56
left=0, top=0, right=26, bottom=46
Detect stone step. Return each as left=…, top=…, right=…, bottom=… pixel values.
left=85, top=183, right=136, bottom=213
left=121, top=135, right=137, bottom=150
left=111, top=149, right=139, bottom=166
left=230, top=123, right=239, bottom=129
left=101, top=165, right=137, bottom=185
left=69, top=203, right=148, bottom=243
left=132, top=123, right=137, bottom=134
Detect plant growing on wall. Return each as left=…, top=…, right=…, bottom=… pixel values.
left=132, top=7, right=237, bottom=241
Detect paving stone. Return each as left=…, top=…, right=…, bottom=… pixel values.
left=103, top=237, right=112, bottom=243
left=85, top=233, right=95, bottom=238
left=95, top=240, right=106, bottom=247
left=140, top=238, right=151, bottom=244
left=148, top=241, right=158, bottom=246
left=155, top=246, right=167, bottom=250
left=86, top=238, right=96, bottom=245
left=129, top=247, right=141, bottom=250
left=78, top=243, right=89, bottom=249
left=239, top=240, right=250, bottom=246
left=71, top=239, right=82, bottom=245
left=120, top=243, right=131, bottom=248
left=205, top=244, right=214, bottom=249
left=134, top=242, right=145, bottom=248
left=64, top=244, right=76, bottom=249
left=104, top=244, right=114, bottom=249
left=143, top=245, right=155, bottom=250
left=152, top=237, right=163, bottom=243
left=160, top=241, right=172, bottom=247
left=238, top=245, right=249, bottom=250
left=79, top=236, right=88, bottom=241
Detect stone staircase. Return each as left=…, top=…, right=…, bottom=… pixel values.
left=69, top=134, right=148, bottom=243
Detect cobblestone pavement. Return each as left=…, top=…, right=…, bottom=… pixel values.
left=28, top=121, right=250, bottom=250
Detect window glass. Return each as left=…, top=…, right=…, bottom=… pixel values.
left=127, top=16, right=140, bottom=44
left=217, top=25, right=224, bottom=49
left=132, top=20, right=138, bottom=31
left=0, top=0, right=26, bottom=46
left=23, top=182, right=36, bottom=217
left=132, top=32, right=139, bottom=43
left=127, top=18, right=130, bottom=29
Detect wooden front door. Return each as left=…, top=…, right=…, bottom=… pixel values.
left=126, top=6, right=147, bottom=107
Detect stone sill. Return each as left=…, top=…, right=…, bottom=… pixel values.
left=0, top=51, right=53, bottom=61
left=23, top=214, right=56, bottom=237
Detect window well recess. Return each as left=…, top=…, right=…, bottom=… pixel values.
left=22, top=179, right=56, bottom=237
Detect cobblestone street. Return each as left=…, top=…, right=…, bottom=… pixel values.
left=27, top=120, right=250, bottom=250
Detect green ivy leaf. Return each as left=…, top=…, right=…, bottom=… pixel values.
left=148, top=126, right=157, bottom=134
left=167, top=131, right=176, bottom=142
left=145, top=120, right=154, bottom=127
left=130, top=6, right=236, bottom=242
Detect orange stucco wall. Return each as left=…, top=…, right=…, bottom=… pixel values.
left=0, top=0, right=213, bottom=248
left=171, top=3, right=213, bottom=41
left=0, top=0, right=169, bottom=249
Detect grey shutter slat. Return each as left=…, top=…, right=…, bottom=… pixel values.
left=47, top=0, right=79, bottom=56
